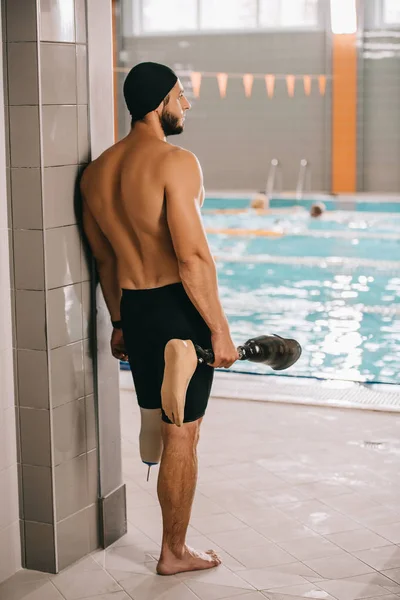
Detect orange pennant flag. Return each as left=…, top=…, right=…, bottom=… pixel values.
left=303, top=75, right=312, bottom=96
left=286, top=75, right=295, bottom=97
left=243, top=74, right=254, bottom=98
left=217, top=73, right=228, bottom=99
left=318, top=75, right=327, bottom=96
left=190, top=71, right=202, bottom=98
left=265, top=74, right=275, bottom=99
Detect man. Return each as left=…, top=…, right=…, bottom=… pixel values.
left=310, top=202, right=325, bottom=218
left=81, top=62, right=238, bottom=575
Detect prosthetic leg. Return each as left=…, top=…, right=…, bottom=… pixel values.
left=139, top=334, right=302, bottom=479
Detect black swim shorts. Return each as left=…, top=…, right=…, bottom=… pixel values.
left=120, top=283, right=214, bottom=424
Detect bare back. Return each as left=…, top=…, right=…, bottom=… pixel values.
left=81, top=134, right=189, bottom=289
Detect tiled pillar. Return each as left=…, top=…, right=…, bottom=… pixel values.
left=4, top=0, right=126, bottom=573
left=0, top=1, right=21, bottom=584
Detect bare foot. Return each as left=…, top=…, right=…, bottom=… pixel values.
left=157, top=546, right=221, bottom=576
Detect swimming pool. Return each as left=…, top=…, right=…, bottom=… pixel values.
left=204, top=196, right=400, bottom=385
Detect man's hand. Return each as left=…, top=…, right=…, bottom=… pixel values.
left=210, top=329, right=239, bottom=369
left=111, top=328, right=128, bottom=362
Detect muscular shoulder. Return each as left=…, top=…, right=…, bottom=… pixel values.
left=161, top=147, right=202, bottom=182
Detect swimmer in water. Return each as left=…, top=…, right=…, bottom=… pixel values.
left=310, top=202, right=325, bottom=218
left=251, top=191, right=269, bottom=210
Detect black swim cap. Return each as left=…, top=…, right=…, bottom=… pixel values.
left=123, top=62, right=178, bottom=121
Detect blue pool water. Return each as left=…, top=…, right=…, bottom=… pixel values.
left=204, top=197, right=400, bottom=384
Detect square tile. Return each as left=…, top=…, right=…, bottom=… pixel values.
left=354, top=546, right=400, bottom=571
left=43, top=166, right=79, bottom=229
left=6, top=0, right=37, bottom=42
left=45, top=225, right=82, bottom=289
left=75, top=0, right=87, bottom=43
left=0, top=464, right=19, bottom=530
left=40, top=42, right=77, bottom=104
left=57, top=508, right=91, bottom=572
left=326, top=529, right=391, bottom=553
left=278, top=535, right=344, bottom=561
left=235, top=567, right=308, bottom=590
left=0, top=522, right=21, bottom=585
left=207, top=527, right=269, bottom=553
left=20, top=406, right=51, bottom=466
left=55, top=453, right=88, bottom=521
left=100, top=484, right=127, bottom=548
left=52, top=565, right=122, bottom=600
left=304, top=554, right=373, bottom=580
left=229, top=543, right=298, bottom=570
left=25, top=521, right=56, bottom=573
left=314, top=578, right=391, bottom=600
left=120, top=573, right=200, bottom=600
left=15, top=290, right=46, bottom=350
left=40, top=0, right=75, bottom=42
left=85, top=394, right=96, bottom=451
left=42, top=105, right=78, bottom=167
left=14, top=229, right=45, bottom=290
left=11, top=168, right=43, bottom=229
left=86, top=503, right=100, bottom=552
left=76, top=44, right=88, bottom=104
left=50, top=341, right=85, bottom=408
left=191, top=514, right=248, bottom=536
left=22, top=465, right=53, bottom=523
left=47, top=283, right=83, bottom=349
left=84, top=338, right=94, bottom=396
left=372, top=523, right=400, bottom=544
left=7, top=42, right=39, bottom=105
left=0, top=406, right=18, bottom=471
left=53, top=397, right=86, bottom=465
left=77, top=105, right=90, bottom=164
left=9, top=106, right=40, bottom=167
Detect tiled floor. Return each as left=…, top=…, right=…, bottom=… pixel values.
left=2, top=376, right=400, bottom=600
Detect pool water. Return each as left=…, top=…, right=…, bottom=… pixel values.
left=204, top=197, right=400, bottom=384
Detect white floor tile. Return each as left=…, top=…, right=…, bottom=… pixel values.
left=325, top=529, right=391, bottom=552
left=237, top=567, right=309, bottom=590
left=51, top=569, right=122, bottom=600
left=278, top=536, right=344, bottom=561
left=381, top=568, right=400, bottom=586
left=371, top=523, right=400, bottom=544
left=314, top=578, right=391, bottom=600
left=303, top=554, right=374, bottom=580
left=354, top=546, right=400, bottom=571
left=341, top=574, right=400, bottom=595
left=228, top=543, right=297, bottom=570
left=191, top=513, right=248, bottom=535
left=0, top=579, right=64, bottom=600
left=176, top=564, right=253, bottom=590
left=207, top=528, right=270, bottom=553
left=93, top=546, right=158, bottom=573
left=79, top=593, right=131, bottom=600
left=118, top=572, right=199, bottom=599
left=260, top=582, right=332, bottom=598
left=183, top=579, right=254, bottom=600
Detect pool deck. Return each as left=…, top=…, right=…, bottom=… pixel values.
left=120, top=370, right=400, bottom=413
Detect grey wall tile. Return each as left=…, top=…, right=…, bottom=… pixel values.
left=6, top=0, right=37, bottom=42
left=43, top=166, right=78, bottom=228
left=0, top=407, right=18, bottom=471
left=7, top=42, right=39, bottom=105
left=45, top=225, right=81, bottom=289
left=6, top=169, right=11, bottom=228
left=55, top=453, right=88, bottom=521
left=81, top=241, right=91, bottom=282
left=42, top=105, right=78, bottom=167
left=87, top=448, right=98, bottom=506
left=19, top=407, right=51, bottom=467
left=2, top=41, right=9, bottom=106
left=53, top=398, right=86, bottom=465
left=40, top=43, right=77, bottom=104
left=86, top=503, right=100, bottom=552
left=39, top=0, right=75, bottom=43
left=18, top=349, right=49, bottom=409
left=83, top=339, right=94, bottom=396
left=77, top=105, right=90, bottom=164
left=0, top=521, right=22, bottom=583
left=24, top=521, right=56, bottom=573
left=11, top=168, right=43, bottom=230
left=47, top=283, right=83, bottom=349
left=0, top=465, right=19, bottom=530
left=50, top=341, right=84, bottom=409
left=9, top=106, right=40, bottom=168
left=22, top=465, right=53, bottom=523
left=13, top=229, right=45, bottom=290
left=99, top=439, right=122, bottom=499
left=81, top=281, right=92, bottom=339
left=76, top=44, right=88, bottom=104
left=85, top=394, right=96, bottom=452
left=75, top=0, right=87, bottom=44
left=100, top=484, right=127, bottom=548
left=57, top=508, right=89, bottom=571
left=15, top=290, right=46, bottom=350
left=4, top=105, right=10, bottom=168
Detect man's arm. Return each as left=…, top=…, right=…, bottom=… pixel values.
left=163, top=149, right=228, bottom=335
left=82, top=200, right=121, bottom=322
